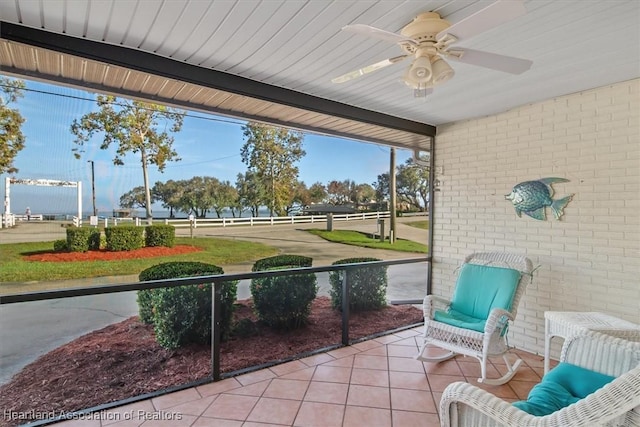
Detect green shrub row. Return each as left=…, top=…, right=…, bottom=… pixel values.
left=250, top=254, right=317, bottom=329
left=59, top=224, right=176, bottom=252
left=329, top=257, right=388, bottom=312
left=137, top=262, right=237, bottom=350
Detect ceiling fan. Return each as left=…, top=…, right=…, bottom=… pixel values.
left=332, top=0, right=533, bottom=97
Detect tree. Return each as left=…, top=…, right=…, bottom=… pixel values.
left=235, top=171, right=266, bottom=217
left=0, top=77, right=26, bottom=174
left=352, top=183, right=376, bottom=206
left=211, top=180, right=238, bottom=218
left=284, top=180, right=310, bottom=215
left=327, top=180, right=351, bottom=205
left=240, top=122, right=305, bottom=216
left=176, top=176, right=215, bottom=218
left=307, top=182, right=328, bottom=205
left=374, top=158, right=430, bottom=212
left=119, top=186, right=148, bottom=209
left=374, top=173, right=389, bottom=205
left=152, top=180, right=183, bottom=218
left=71, top=95, right=185, bottom=222
left=396, top=158, right=430, bottom=211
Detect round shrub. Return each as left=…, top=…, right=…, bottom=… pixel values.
left=105, top=225, right=144, bottom=251
left=250, top=255, right=317, bottom=329
left=137, top=261, right=237, bottom=349
left=145, top=224, right=175, bottom=247
left=252, top=254, right=313, bottom=271
left=329, top=257, right=388, bottom=312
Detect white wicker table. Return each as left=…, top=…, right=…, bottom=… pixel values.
left=544, top=311, right=640, bottom=374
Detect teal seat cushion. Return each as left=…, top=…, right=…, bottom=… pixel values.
left=513, top=363, right=616, bottom=416
left=449, top=263, right=521, bottom=320
left=433, top=309, right=485, bottom=332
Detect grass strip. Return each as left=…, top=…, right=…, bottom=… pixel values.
left=307, top=229, right=427, bottom=253
left=0, top=237, right=277, bottom=283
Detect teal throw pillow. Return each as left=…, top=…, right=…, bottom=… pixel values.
left=543, top=362, right=616, bottom=399
left=513, top=362, right=616, bottom=416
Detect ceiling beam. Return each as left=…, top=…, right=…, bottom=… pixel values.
left=0, top=21, right=435, bottom=138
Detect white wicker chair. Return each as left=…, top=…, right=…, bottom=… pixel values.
left=415, top=252, right=534, bottom=385
left=440, top=331, right=640, bottom=427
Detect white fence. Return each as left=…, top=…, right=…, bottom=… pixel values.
left=2, top=214, right=15, bottom=228
left=0, top=213, right=44, bottom=228
left=1, top=211, right=394, bottom=229
left=161, top=211, right=390, bottom=229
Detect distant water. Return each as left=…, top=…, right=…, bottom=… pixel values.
left=33, top=208, right=274, bottom=220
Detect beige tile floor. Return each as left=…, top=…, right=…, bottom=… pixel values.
left=56, top=327, right=548, bottom=427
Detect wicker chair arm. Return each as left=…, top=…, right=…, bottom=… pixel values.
left=441, top=368, right=640, bottom=427
left=423, top=294, right=451, bottom=319
left=561, top=331, right=640, bottom=377
left=484, top=308, right=514, bottom=334
left=440, top=381, right=533, bottom=427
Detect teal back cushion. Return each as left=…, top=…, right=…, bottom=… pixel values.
left=450, top=263, right=521, bottom=319
left=513, top=363, right=616, bottom=416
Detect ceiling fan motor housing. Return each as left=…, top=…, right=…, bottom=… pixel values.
left=400, top=12, right=451, bottom=55
left=402, top=13, right=453, bottom=89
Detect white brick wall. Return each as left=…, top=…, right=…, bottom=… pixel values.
left=432, top=79, right=640, bottom=358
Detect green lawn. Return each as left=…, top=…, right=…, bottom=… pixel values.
left=406, top=220, right=429, bottom=230
left=307, top=229, right=427, bottom=253
left=0, top=237, right=278, bottom=283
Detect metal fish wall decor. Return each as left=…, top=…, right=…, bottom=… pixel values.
left=505, top=178, right=574, bottom=221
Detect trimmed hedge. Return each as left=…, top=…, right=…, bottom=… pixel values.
left=105, top=225, right=144, bottom=251
left=53, top=239, right=68, bottom=252
left=65, top=227, right=100, bottom=252
left=250, top=254, right=317, bottom=329
left=137, top=262, right=237, bottom=349
left=145, top=224, right=175, bottom=247
left=329, top=257, right=388, bottom=312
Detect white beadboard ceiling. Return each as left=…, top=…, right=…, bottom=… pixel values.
left=1, top=0, right=639, bottom=148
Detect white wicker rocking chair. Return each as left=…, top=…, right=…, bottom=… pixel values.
left=415, top=252, right=534, bottom=385
left=440, top=331, right=640, bottom=427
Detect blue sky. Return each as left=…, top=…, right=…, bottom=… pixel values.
left=2, top=79, right=411, bottom=215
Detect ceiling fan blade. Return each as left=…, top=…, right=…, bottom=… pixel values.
left=446, top=48, right=532, bottom=74
left=332, top=55, right=408, bottom=83
left=437, top=0, right=526, bottom=42
left=342, top=24, right=416, bottom=45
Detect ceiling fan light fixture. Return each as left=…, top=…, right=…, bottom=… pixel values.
left=408, top=55, right=432, bottom=83
left=431, top=57, right=455, bottom=85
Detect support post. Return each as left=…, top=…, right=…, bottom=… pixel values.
left=3, top=177, right=10, bottom=228
left=4, top=177, right=10, bottom=217
left=88, top=160, right=97, bottom=217
left=341, top=269, right=350, bottom=345
left=77, top=181, right=82, bottom=226
left=211, top=282, right=221, bottom=381
left=389, top=148, right=396, bottom=244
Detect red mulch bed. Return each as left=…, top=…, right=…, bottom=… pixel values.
left=23, top=245, right=203, bottom=262
left=0, top=297, right=422, bottom=426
